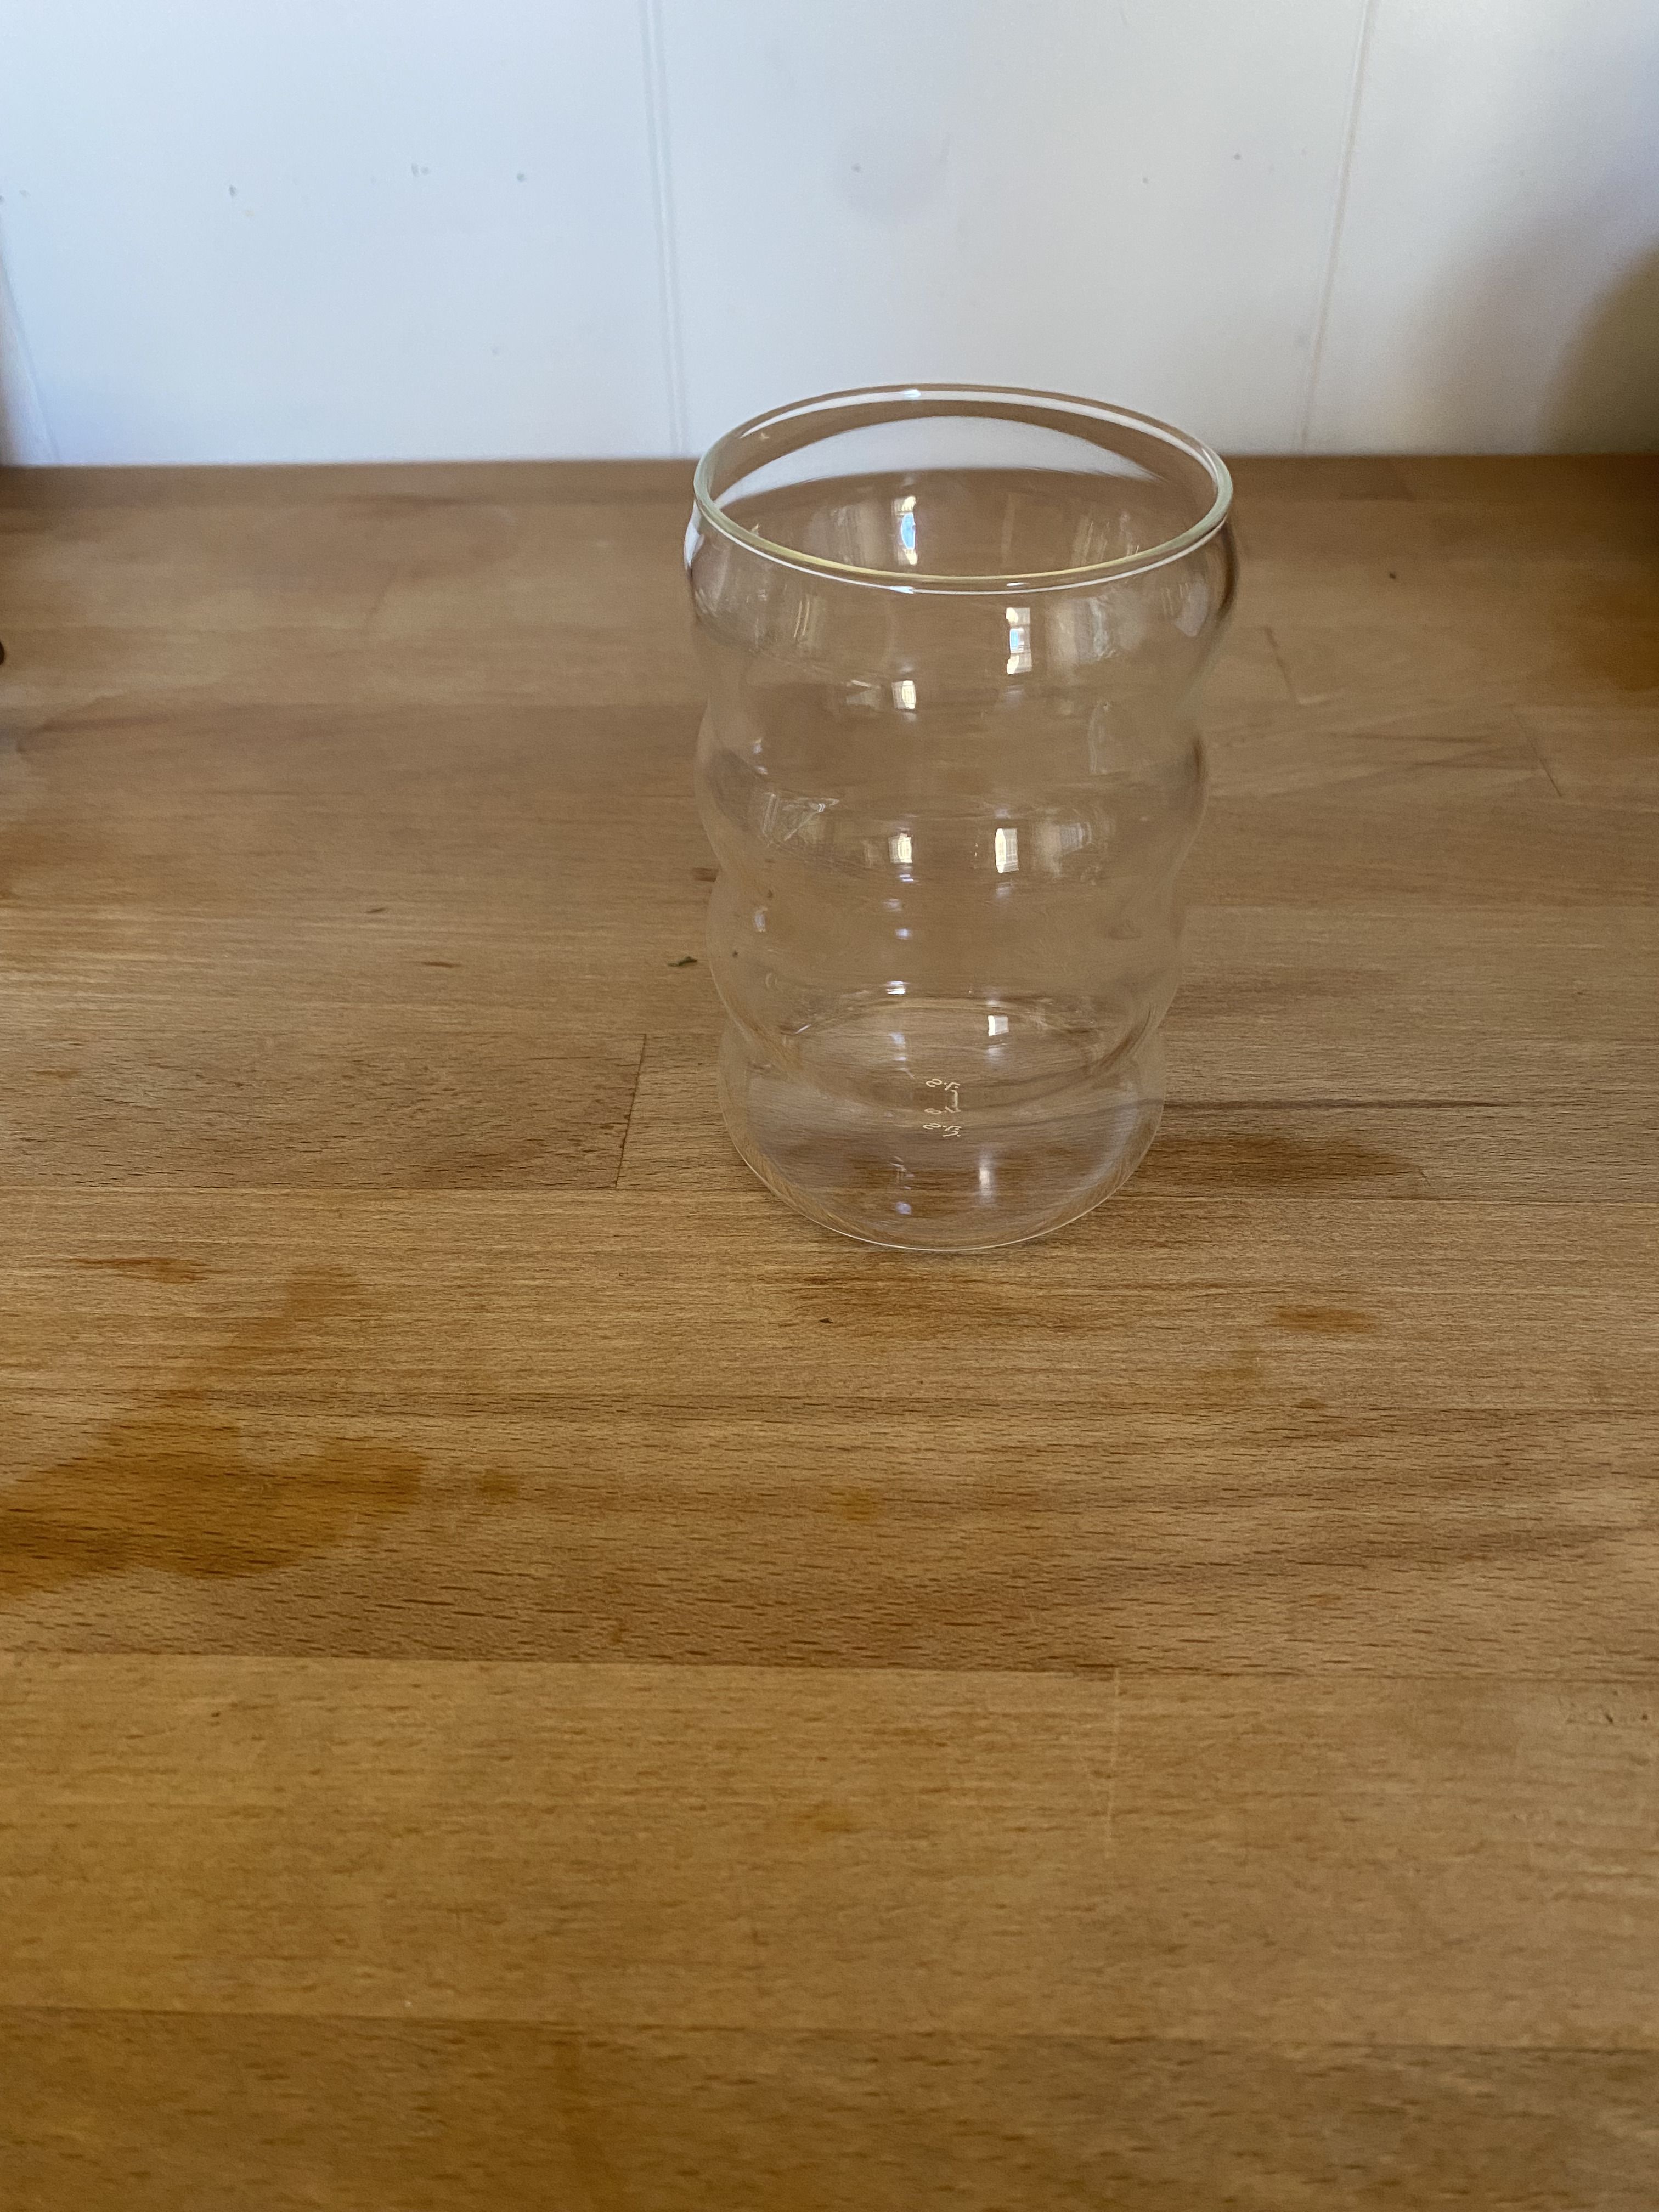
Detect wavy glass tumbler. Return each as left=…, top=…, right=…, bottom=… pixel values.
left=687, top=385, right=1235, bottom=1250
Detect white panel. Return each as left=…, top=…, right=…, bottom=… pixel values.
left=1310, top=0, right=1659, bottom=453
left=0, top=1, right=674, bottom=464
left=0, top=257, right=57, bottom=465
left=658, top=0, right=1371, bottom=455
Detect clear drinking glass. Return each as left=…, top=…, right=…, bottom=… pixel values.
left=687, top=383, right=1235, bottom=1250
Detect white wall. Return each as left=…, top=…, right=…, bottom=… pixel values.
left=1311, top=0, right=1659, bottom=452
left=1, top=0, right=1655, bottom=465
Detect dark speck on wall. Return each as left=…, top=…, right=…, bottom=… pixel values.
left=670, top=956, right=698, bottom=968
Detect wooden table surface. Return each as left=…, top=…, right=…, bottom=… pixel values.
left=1, top=455, right=1656, bottom=2208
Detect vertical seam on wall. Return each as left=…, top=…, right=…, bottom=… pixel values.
left=639, top=0, right=690, bottom=455
left=1297, top=0, right=1381, bottom=453
left=0, top=252, right=60, bottom=464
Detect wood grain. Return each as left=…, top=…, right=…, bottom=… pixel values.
left=2, top=1655, right=1656, bottom=2044
left=1, top=453, right=1656, bottom=2208
left=7, top=2018, right=1655, bottom=2212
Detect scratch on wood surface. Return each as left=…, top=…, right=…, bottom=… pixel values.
left=613, top=1036, right=650, bottom=1188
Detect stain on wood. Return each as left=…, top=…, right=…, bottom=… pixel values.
left=1, top=1269, right=423, bottom=1603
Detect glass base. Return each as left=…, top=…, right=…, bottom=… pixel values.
left=716, top=1015, right=1164, bottom=1251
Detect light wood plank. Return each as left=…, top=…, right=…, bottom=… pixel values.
left=2, top=1656, right=1655, bottom=2047
left=1, top=1192, right=1655, bottom=1675
left=624, top=1037, right=1659, bottom=1200
left=6, top=2014, right=1654, bottom=2212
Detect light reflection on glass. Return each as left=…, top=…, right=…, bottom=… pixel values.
left=893, top=676, right=918, bottom=710
left=987, top=1013, right=1010, bottom=1036
left=889, top=830, right=913, bottom=864
left=885, top=980, right=906, bottom=995
left=995, top=826, right=1019, bottom=873
left=1005, top=604, right=1032, bottom=675
left=895, top=493, right=918, bottom=567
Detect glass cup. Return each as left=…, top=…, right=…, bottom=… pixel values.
left=686, top=383, right=1235, bottom=1250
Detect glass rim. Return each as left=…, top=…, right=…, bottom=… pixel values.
left=691, top=381, right=1233, bottom=595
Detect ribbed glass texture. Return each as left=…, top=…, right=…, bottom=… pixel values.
left=687, top=385, right=1235, bottom=1249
